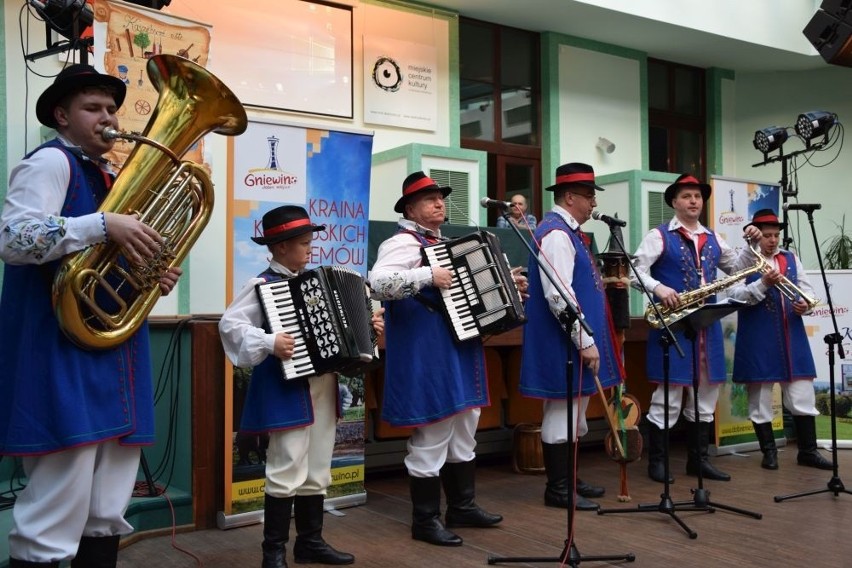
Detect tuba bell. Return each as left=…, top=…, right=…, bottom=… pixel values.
left=52, top=54, right=248, bottom=349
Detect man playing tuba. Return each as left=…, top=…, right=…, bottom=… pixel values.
left=0, top=64, right=181, bottom=567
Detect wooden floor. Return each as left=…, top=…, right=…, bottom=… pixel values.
left=117, top=441, right=852, bottom=567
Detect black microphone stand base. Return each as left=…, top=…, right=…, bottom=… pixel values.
left=775, top=476, right=851, bottom=502
left=488, top=541, right=636, bottom=566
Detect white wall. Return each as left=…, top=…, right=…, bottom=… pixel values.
left=558, top=44, right=642, bottom=176
left=729, top=66, right=852, bottom=268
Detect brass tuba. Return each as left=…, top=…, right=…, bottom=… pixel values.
left=52, top=55, right=248, bottom=349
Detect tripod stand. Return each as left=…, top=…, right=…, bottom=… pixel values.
left=487, top=209, right=634, bottom=566
left=595, top=220, right=709, bottom=538
left=671, top=305, right=761, bottom=520
left=774, top=206, right=852, bottom=502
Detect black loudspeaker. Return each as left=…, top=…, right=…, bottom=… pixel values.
left=803, top=6, right=852, bottom=67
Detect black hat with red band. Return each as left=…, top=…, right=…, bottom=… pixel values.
left=744, top=208, right=786, bottom=231
left=394, top=171, right=452, bottom=213
left=251, top=205, right=326, bottom=245
left=664, top=173, right=711, bottom=207
left=545, top=162, right=606, bottom=193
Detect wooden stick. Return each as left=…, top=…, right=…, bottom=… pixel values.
left=594, top=375, right=625, bottom=458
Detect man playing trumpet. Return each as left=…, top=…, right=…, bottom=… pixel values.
left=727, top=209, right=832, bottom=471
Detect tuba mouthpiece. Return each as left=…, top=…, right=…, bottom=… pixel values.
left=101, top=127, right=121, bottom=141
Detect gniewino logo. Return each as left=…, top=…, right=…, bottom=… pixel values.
left=243, top=135, right=299, bottom=189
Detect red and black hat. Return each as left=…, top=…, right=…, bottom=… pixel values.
left=545, top=162, right=606, bottom=193
left=394, top=171, right=452, bottom=213
left=36, top=64, right=127, bottom=128
left=251, top=205, right=325, bottom=245
left=744, top=208, right=786, bottom=231
left=664, top=173, right=711, bottom=207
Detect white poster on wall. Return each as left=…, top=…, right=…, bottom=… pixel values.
left=804, top=270, right=852, bottom=393
left=363, top=35, right=437, bottom=131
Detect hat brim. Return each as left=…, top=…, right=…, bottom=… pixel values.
left=545, top=180, right=606, bottom=192
left=36, top=73, right=127, bottom=128
left=744, top=220, right=786, bottom=232
left=250, top=224, right=325, bottom=246
left=394, top=186, right=452, bottom=213
left=664, top=182, right=711, bottom=207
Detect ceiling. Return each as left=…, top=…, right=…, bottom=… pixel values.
left=426, top=0, right=833, bottom=73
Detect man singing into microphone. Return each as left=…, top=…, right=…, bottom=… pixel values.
left=519, top=162, right=624, bottom=511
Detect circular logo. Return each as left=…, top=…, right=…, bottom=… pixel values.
left=372, top=56, right=402, bottom=92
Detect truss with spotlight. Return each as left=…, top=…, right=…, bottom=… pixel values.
left=26, top=0, right=172, bottom=63
left=752, top=110, right=842, bottom=248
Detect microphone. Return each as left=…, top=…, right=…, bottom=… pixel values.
left=480, top=197, right=513, bottom=209
left=591, top=210, right=626, bottom=227
left=783, top=203, right=822, bottom=213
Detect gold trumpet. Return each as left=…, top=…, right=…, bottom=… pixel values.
left=751, top=244, right=820, bottom=310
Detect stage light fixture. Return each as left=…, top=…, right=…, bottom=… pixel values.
left=29, top=0, right=92, bottom=41
left=752, top=126, right=789, bottom=154
left=125, top=0, right=172, bottom=8
left=795, top=111, right=838, bottom=142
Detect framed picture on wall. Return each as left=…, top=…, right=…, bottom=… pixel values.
left=165, top=0, right=354, bottom=119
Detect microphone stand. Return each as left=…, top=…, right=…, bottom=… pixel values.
left=593, top=219, right=707, bottom=539
left=487, top=207, right=634, bottom=566
left=775, top=207, right=852, bottom=502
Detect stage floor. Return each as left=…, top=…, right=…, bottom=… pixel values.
left=117, top=439, right=851, bottom=567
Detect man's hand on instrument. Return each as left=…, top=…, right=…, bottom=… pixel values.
left=580, top=343, right=600, bottom=375
left=431, top=266, right=453, bottom=289
left=761, top=267, right=782, bottom=287
left=104, top=212, right=163, bottom=265
left=371, top=307, right=385, bottom=336
left=511, top=266, right=529, bottom=299
left=654, top=284, right=680, bottom=309
left=273, top=332, right=296, bottom=360
left=743, top=225, right=762, bottom=243
left=791, top=297, right=809, bottom=316
left=158, top=266, right=182, bottom=295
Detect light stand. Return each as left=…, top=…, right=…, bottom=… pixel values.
left=487, top=207, right=634, bottom=566
left=25, top=0, right=93, bottom=64
left=594, top=222, right=706, bottom=539
left=775, top=207, right=852, bottom=502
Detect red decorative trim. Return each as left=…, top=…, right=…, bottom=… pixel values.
left=264, top=218, right=312, bottom=236
left=404, top=176, right=438, bottom=196
left=556, top=172, right=595, bottom=184
left=752, top=214, right=781, bottom=224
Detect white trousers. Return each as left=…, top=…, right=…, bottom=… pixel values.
left=646, top=380, right=721, bottom=429
left=9, top=440, right=140, bottom=563
left=540, top=397, right=590, bottom=444
left=265, top=373, right=338, bottom=497
left=749, top=380, right=818, bottom=423
left=405, top=408, right=480, bottom=478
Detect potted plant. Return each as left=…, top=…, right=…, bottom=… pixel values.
left=822, top=214, right=852, bottom=269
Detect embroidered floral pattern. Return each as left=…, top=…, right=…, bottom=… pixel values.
left=4, top=216, right=67, bottom=260
left=372, top=272, right=419, bottom=300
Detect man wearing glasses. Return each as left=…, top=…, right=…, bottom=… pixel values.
left=519, top=163, right=624, bottom=512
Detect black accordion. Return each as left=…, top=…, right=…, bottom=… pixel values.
left=255, top=266, right=377, bottom=380
left=421, top=230, right=526, bottom=342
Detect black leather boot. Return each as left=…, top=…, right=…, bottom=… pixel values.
left=541, top=442, right=599, bottom=511
left=794, top=415, right=833, bottom=470
left=70, top=535, right=120, bottom=567
left=262, top=494, right=294, bottom=568
left=752, top=421, right=778, bottom=470
left=9, top=560, right=59, bottom=567
left=410, top=476, right=463, bottom=546
left=646, top=423, right=674, bottom=484
left=685, top=421, right=731, bottom=481
left=440, top=460, right=502, bottom=528
left=293, top=495, right=354, bottom=565
left=576, top=478, right=605, bottom=498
